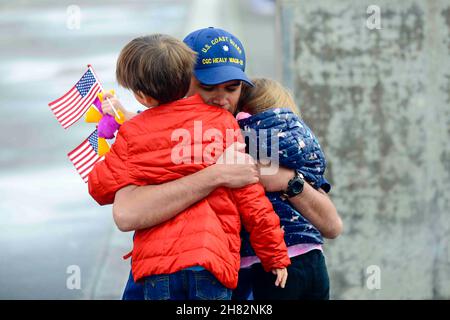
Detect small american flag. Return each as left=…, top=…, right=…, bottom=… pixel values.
left=68, top=130, right=105, bottom=183
left=49, top=68, right=102, bottom=129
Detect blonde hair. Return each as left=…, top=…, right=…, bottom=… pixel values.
left=238, top=78, right=300, bottom=116
left=116, top=34, right=197, bottom=104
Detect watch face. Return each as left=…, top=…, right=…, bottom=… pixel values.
left=292, top=180, right=302, bottom=193
left=286, top=173, right=304, bottom=198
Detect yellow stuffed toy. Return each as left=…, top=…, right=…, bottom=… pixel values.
left=85, top=89, right=125, bottom=157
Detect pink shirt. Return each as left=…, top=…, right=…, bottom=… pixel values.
left=240, top=243, right=323, bottom=268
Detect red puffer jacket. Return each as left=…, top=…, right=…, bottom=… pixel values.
left=88, top=94, right=290, bottom=289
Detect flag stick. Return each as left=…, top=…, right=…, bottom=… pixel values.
left=87, top=64, right=121, bottom=120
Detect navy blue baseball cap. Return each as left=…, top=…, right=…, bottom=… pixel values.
left=183, top=27, right=253, bottom=86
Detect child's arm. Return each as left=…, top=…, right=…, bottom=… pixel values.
left=231, top=183, right=290, bottom=272
left=223, top=114, right=290, bottom=273
left=101, top=92, right=138, bottom=121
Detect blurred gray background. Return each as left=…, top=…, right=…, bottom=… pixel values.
left=0, top=0, right=449, bottom=299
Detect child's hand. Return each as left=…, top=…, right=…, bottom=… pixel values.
left=101, top=92, right=134, bottom=121
left=101, top=92, right=124, bottom=115
left=272, top=268, right=288, bottom=288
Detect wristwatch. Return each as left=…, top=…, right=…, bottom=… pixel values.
left=281, top=170, right=304, bottom=200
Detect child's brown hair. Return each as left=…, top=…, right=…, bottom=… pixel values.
left=238, top=78, right=300, bottom=116
left=116, top=34, right=197, bottom=105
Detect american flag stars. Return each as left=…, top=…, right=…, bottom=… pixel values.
left=48, top=67, right=101, bottom=129
left=48, top=66, right=108, bottom=182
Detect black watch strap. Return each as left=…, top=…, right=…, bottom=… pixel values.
left=281, top=171, right=304, bottom=199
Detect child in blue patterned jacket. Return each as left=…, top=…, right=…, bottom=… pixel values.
left=233, top=78, right=332, bottom=300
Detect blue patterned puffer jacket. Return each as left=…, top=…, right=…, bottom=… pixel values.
left=237, top=108, right=331, bottom=256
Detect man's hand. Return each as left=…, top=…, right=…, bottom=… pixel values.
left=213, top=163, right=260, bottom=188
left=213, top=142, right=260, bottom=188
left=272, top=268, right=288, bottom=288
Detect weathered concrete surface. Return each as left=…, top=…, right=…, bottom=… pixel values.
left=278, top=0, right=450, bottom=299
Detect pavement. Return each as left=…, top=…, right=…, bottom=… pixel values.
left=0, top=0, right=275, bottom=299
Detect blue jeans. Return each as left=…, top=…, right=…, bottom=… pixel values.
left=231, top=268, right=254, bottom=300
left=122, top=268, right=233, bottom=301
left=122, top=269, right=145, bottom=300
left=143, top=269, right=232, bottom=300
left=123, top=250, right=328, bottom=300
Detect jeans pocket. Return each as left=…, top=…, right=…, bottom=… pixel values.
left=144, top=274, right=170, bottom=300
left=194, top=271, right=231, bottom=300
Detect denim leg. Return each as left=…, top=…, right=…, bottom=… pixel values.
left=143, top=271, right=188, bottom=300
left=122, top=268, right=145, bottom=300
left=143, top=274, right=171, bottom=300
left=189, top=270, right=232, bottom=300
left=232, top=268, right=253, bottom=301
left=139, top=269, right=233, bottom=300
left=122, top=235, right=145, bottom=300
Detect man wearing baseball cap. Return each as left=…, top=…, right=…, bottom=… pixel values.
left=183, top=27, right=253, bottom=86
left=117, top=27, right=260, bottom=299
left=110, top=27, right=341, bottom=300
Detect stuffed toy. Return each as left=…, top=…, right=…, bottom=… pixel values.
left=85, top=90, right=125, bottom=156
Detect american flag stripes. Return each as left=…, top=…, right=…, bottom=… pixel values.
left=48, top=68, right=102, bottom=129
left=67, top=130, right=105, bottom=183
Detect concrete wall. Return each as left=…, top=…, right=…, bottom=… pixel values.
left=277, top=0, right=450, bottom=299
